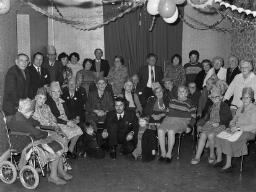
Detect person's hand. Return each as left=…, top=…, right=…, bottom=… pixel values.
left=102, top=129, right=108, bottom=139
left=212, top=123, right=219, bottom=128
left=35, top=126, right=41, bottom=130
left=86, top=127, right=94, bottom=136
left=126, top=132, right=134, bottom=141
left=231, top=127, right=237, bottom=133
left=67, top=121, right=75, bottom=127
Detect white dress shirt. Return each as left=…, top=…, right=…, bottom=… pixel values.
left=117, top=112, right=124, bottom=120
left=147, top=65, right=155, bottom=88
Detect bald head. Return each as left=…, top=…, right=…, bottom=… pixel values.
left=47, top=45, right=57, bottom=62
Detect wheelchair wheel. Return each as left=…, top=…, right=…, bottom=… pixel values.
left=19, top=165, right=39, bottom=190
left=0, top=161, right=17, bottom=184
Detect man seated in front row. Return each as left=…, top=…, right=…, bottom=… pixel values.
left=102, top=97, right=139, bottom=159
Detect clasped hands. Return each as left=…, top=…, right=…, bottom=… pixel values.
left=94, top=110, right=106, bottom=117
left=151, top=113, right=165, bottom=121
left=102, top=129, right=134, bottom=141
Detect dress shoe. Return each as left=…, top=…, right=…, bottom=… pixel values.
left=213, top=161, right=224, bottom=168
left=158, top=156, right=166, bottom=162
left=67, top=151, right=77, bottom=159
left=110, top=147, right=117, bottom=159
left=220, top=166, right=232, bottom=173
left=166, top=157, right=172, bottom=164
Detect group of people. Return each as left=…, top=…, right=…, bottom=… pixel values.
left=1, top=46, right=256, bottom=186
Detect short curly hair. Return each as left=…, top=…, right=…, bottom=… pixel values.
left=69, top=52, right=80, bottom=61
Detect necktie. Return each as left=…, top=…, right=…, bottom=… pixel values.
left=151, top=67, right=155, bottom=83
left=37, top=67, right=41, bottom=75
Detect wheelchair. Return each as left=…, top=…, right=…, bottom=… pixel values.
left=0, top=111, right=47, bottom=190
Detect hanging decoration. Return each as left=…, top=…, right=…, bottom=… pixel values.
left=187, top=0, right=215, bottom=9
left=214, top=0, right=256, bottom=17
left=147, top=0, right=182, bottom=24
left=0, top=0, right=10, bottom=14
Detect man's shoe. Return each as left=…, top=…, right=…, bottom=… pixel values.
left=110, top=147, right=117, bottom=159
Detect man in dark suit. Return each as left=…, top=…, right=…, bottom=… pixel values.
left=226, top=55, right=240, bottom=85
left=90, top=48, right=110, bottom=78
left=3, top=53, right=30, bottom=117
left=137, top=53, right=163, bottom=107
left=102, top=97, right=139, bottom=159
left=42, top=45, right=63, bottom=85
left=28, top=52, right=50, bottom=98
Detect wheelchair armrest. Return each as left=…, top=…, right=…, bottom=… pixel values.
left=9, top=132, right=34, bottom=143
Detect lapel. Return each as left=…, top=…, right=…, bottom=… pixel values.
left=15, top=65, right=26, bottom=84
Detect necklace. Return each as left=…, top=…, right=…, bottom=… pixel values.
left=157, top=99, right=165, bottom=111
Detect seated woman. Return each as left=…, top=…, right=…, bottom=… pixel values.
left=46, top=82, right=83, bottom=159
left=215, top=87, right=256, bottom=171
left=191, top=86, right=232, bottom=165
left=158, top=86, right=196, bottom=163
left=121, top=80, right=142, bottom=117
left=8, top=98, right=71, bottom=185
left=162, top=77, right=177, bottom=104
left=140, top=86, right=167, bottom=161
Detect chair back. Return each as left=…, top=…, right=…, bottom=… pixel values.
left=0, top=110, right=12, bottom=149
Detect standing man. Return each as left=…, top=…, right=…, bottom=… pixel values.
left=43, top=45, right=63, bottom=85
left=184, top=50, right=202, bottom=85
left=226, top=55, right=240, bottom=85
left=137, top=53, right=163, bottom=107
left=102, top=97, right=139, bottom=159
left=3, top=53, right=30, bottom=117
left=90, top=48, right=110, bottom=78
left=28, top=52, right=50, bottom=98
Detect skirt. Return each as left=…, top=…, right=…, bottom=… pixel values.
left=199, top=122, right=225, bottom=136
left=216, top=132, right=255, bottom=157
left=58, top=123, right=83, bottom=140
left=158, top=117, right=190, bottom=133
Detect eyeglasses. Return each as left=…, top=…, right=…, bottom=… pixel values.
left=241, top=96, right=251, bottom=100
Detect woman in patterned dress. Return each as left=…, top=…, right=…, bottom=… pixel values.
left=107, top=56, right=128, bottom=97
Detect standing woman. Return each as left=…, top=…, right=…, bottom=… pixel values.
left=164, top=54, right=186, bottom=88
left=107, top=56, right=128, bottom=97
left=76, top=58, right=96, bottom=95
left=58, top=52, right=72, bottom=88
left=203, top=57, right=227, bottom=86
left=67, top=52, right=83, bottom=81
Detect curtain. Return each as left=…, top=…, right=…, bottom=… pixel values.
left=103, top=5, right=183, bottom=75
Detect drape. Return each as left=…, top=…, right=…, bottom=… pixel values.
left=103, top=5, right=183, bottom=75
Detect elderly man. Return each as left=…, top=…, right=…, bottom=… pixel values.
left=224, top=59, right=256, bottom=108
left=43, top=45, right=63, bottom=85
left=102, top=97, right=139, bottom=159
left=226, top=55, right=241, bottom=85
left=90, top=48, right=110, bottom=78
left=28, top=52, right=50, bottom=98
left=3, top=53, right=30, bottom=117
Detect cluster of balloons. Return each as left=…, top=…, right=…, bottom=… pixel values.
left=147, top=0, right=186, bottom=23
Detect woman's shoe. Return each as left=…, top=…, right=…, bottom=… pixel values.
left=213, top=161, right=224, bottom=168
left=208, top=157, right=215, bottom=164
left=166, top=157, right=172, bottom=163
left=48, top=177, right=67, bottom=185
left=59, top=172, right=73, bottom=181
left=191, top=158, right=200, bottom=165
left=220, top=166, right=232, bottom=173
left=158, top=156, right=166, bottom=162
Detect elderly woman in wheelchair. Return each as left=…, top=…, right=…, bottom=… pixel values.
left=0, top=98, right=71, bottom=189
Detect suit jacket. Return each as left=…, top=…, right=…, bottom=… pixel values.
left=138, top=65, right=163, bottom=89
left=197, top=101, right=232, bottom=128
left=3, top=65, right=30, bottom=116
left=90, top=59, right=110, bottom=77
left=105, top=109, right=139, bottom=143
left=42, top=59, right=63, bottom=85
left=61, top=87, right=87, bottom=122
left=226, top=67, right=241, bottom=85
left=27, top=65, right=50, bottom=98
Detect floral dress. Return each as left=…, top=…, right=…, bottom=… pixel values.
left=107, top=65, right=128, bottom=96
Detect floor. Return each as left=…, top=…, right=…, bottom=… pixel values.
left=0, top=135, right=256, bottom=192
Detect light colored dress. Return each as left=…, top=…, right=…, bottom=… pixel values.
left=67, top=62, right=83, bottom=81
left=107, top=65, right=128, bottom=96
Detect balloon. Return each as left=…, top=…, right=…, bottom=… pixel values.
left=158, top=0, right=176, bottom=18
left=147, top=0, right=161, bottom=16
left=175, top=0, right=186, bottom=5
left=163, top=7, right=179, bottom=24
left=0, top=0, right=10, bottom=15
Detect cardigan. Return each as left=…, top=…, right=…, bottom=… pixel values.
left=197, top=101, right=232, bottom=128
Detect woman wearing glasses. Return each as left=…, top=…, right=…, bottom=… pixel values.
left=191, top=86, right=232, bottom=165
left=215, top=87, right=256, bottom=171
